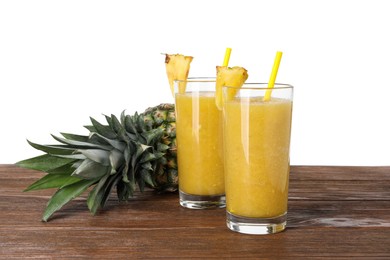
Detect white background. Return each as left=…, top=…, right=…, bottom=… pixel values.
left=1, top=0, right=389, bottom=165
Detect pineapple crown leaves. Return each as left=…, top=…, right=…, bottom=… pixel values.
left=16, top=105, right=177, bottom=222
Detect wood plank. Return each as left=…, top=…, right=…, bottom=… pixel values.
left=1, top=196, right=389, bottom=229
left=1, top=164, right=389, bottom=258
left=1, top=228, right=389, bottom=258
left=291, top=165, right=390, bottom=181
left=3, top=165, right=390, bottom=200
left=289, top=180, right=390, bottom=201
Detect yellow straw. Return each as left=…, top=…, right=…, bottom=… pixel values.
left=222, top=48, right=232, bottom=66
left=263, top=51, right=283, bottom=101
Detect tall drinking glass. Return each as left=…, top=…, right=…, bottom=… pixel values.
left=174, top=78, right=225, bottom=209
left=222, top=83, right=293, bottom=234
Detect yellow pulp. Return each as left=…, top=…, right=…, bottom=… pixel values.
left=175, top=92, right=225, bottom=196
left=224, top=97, right=292, bottom=218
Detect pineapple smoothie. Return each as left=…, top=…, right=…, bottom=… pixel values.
left=175, top=91, right=224, bottom=196
left=224, top=96, right=292, bottom=218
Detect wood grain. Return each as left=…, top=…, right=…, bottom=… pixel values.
left=0, top=164, right=389, bottom=258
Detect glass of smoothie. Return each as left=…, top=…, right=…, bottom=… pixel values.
left=174, top=78, right=225, bottom=209
left=222, top=83, right=293, bottom=234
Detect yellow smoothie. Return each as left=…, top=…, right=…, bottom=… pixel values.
left=175, top=91, right=224, bottom=196
left=224, top=97, right=292, bottom=218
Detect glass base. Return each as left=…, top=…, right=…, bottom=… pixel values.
left=179, top=190, right=226, bottom=209
left=226, top=211, right=287, bottom=235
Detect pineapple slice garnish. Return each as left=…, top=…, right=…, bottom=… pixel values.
left=215, top=66, right=248, bottom=110
left=165, top=54, right=193, bottom=97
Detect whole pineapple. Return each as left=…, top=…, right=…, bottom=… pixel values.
left=17, top=104, right=177, bottom=221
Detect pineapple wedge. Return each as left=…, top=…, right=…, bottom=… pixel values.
left=165, top=54, right=193, bottom=97
left=215, top=66, right=248, bottom=110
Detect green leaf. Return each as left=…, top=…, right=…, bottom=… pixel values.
left=72, top=159, right=110, bottom=179
left=123, top=144, right=131, bottom=182
left=89, top=132, right=125, bottom=151
left=141, top=169, right=155, bottom=187
left=84, top=125, right=96, bottom=132
left=141, top=128, right=164, bottom=145
left=124, top=115, right=138, bottom=135
left=126, top=132, right=138, bottom=141
left=131, top=146, right=142, bottom=170
left=105, top=114, right=112, bottom=127
left=140, top=144, right=151, bottom=152
left=51, top=134, right=111, bottom=150
left=42, top=178, right=97, bottom=222
left=61, top=133, right=89, bottom=142
left=141, top=161, right=153, bottom=171
left=120, top=110, right=127, bottom=126
left=24, top=174, right=81, bottom=192
left=122, top=168, right=130, bottom=183
left=77, top=149, right=110, bottom=166
left=131, top=144, right=150, bottom=170
left=87, top=173, right=120, bottom=215
left=139, top=152, right=157, bottom=164
left=116, top=128, right=127, bottom=143
left=90, top=117, right=117, bottom=139
left=27, top=140, right=75, bottom=155
left=88, top=133, right=110, bottom=146
left=116, top=181, right=127, bottom=200
left=59, top=177, right=83, bottom=189
left=137, top=176, right=145, bottom=192
left=87, top=174, right=110, bottom=214
left=109, top=149, right=124, bottom=171
left=105, top=114, right=126, bottom=141
left=47, top=163, right=77, bottom=175
left=72, top=161, right=82, bottom=168
left=16, top=154, right=77, bottom=172
left=136, top=114, right=147, bottom=132
left=110, top=114, right=123, bottom=134
left=157, top=143, right=170, bottom=152
left=153, top=152, right=165, bottom=160
left=116, top=179, right=134, bottom=200
left=54, top=154, right=87, bottom=160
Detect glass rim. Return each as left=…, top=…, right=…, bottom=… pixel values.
left=223, top=83, right=293, bottom=90
left=174, top=77, right=216, bottom=83
left=174, top=79, right=293, bottom=89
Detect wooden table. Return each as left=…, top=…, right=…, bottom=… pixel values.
left=0, top=165, right=389, bottom=258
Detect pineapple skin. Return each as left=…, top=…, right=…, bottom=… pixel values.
left=141, top=103, right=178, bottom=191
